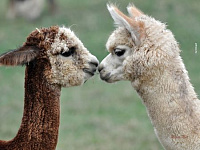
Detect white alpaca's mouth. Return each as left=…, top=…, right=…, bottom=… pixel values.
left=99, top=72, right=119, bottom=83
left=100, top=72, right=111, bottom=82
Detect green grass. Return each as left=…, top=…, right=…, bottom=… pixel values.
left=0, top=0, right=200, bottom=149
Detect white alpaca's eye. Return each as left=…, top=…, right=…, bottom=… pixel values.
left=61, top=47, right=76, bottom=57
left=114, top=48, right=126, bottom=57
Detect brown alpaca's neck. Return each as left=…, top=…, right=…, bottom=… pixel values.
left=0, top=59, right=61, bottom=150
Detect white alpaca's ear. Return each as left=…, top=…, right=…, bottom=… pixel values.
left=107, top=4, right=143, bottom=46
left=0, top=46, right=39, bottom=66
left=127, top=4, right=144, bottom=18
left=107, top=4, right=133, bottom=33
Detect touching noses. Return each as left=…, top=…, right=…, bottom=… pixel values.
left=98, top=64, right=104, bottom=73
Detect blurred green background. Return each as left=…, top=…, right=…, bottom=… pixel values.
left=0, top=0, right=200, bottom=149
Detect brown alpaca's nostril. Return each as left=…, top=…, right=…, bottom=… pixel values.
left=89, top=61, right=99, bottom=67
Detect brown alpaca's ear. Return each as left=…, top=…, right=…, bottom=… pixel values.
left=107, top=4, right=145, bottom=46
left=0, top=46, right=40, bottom=66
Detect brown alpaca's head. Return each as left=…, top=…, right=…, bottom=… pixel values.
left=0, top=26, right=99, bottom=87
left=98, top=4, right=179, bottom=83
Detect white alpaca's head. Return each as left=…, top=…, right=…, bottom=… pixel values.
left=99, top=4, right=180, bottom=83
left=0, top=26, right=99, bottom=87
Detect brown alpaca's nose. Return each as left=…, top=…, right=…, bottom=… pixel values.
left=89, top=61, right=99, bottom=73
left=89, top=61, right=99, bottom=68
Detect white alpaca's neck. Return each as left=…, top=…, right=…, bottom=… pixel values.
left=132, top=61, right=200, bottom=149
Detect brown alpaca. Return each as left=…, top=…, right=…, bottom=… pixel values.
left=0, top=26, right=99, bottom=150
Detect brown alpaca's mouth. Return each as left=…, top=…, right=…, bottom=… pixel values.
left=83, top=61, right=98, bottom=77
left=83, top=68, right=95, bottom=76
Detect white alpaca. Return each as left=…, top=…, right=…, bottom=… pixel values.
left=98, top=4, right=200, bottom=150
left=0, top=26, right=98, bottom=149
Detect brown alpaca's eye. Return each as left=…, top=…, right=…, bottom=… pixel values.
left=61, top=47, right=76, bottom=57
left=114, top=49, right=125, bottom=57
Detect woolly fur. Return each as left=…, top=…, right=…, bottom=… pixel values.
left=0, top=26, right=98, bottom=149
left=23, top=26, right=97, bottom=87
left=99, top=4, right=200, bottom=150
left=45, top=27, right=91, bottom=87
